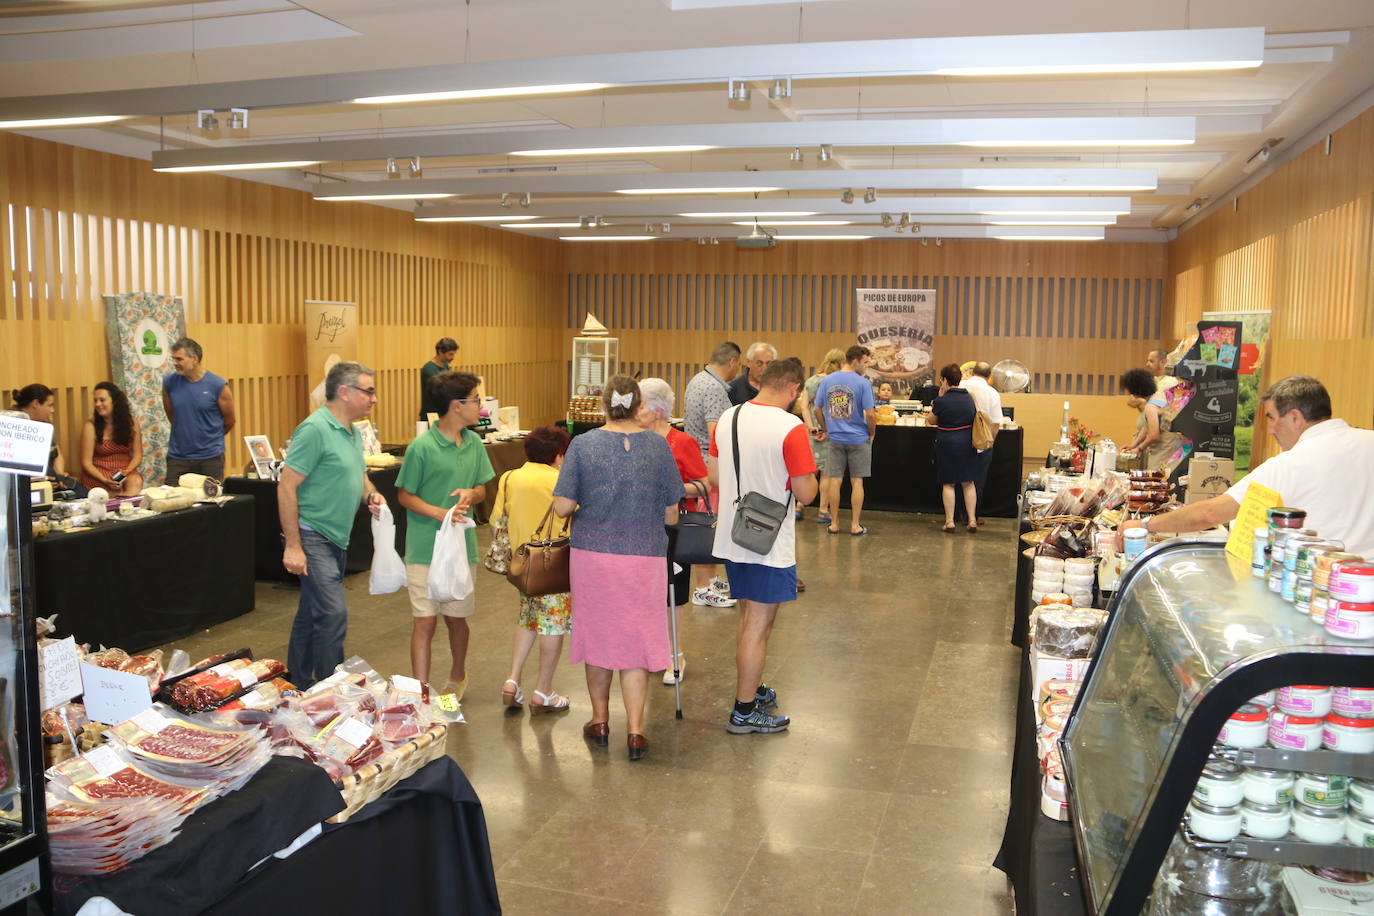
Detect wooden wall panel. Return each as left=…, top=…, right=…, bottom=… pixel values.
left=1168, top=104, right=1374, bottom=466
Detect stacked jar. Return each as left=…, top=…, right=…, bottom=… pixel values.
left=1263, top=507, right=1308, bottom=590
left=1312, top=551, right=1360, bottom=625
left=1298, top=542, right=1347, bottom=622
left=1325, top=560, right=1374, bottom=641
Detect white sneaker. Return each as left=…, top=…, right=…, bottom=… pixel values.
left=709, top=577, right=732, bottom=599
left=662, top=654, right=686, bottom=685
left=692, top=587, right=735, bottom=608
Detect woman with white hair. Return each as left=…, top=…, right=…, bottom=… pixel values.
left=636, top=378, right=709, bottom=684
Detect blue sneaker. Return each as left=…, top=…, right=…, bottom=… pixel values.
left=727, top=701, right=790, bottom=734
left=755, top=684, right=777, bottom=708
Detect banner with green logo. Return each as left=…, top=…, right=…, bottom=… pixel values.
left=103, top=292, right=186, bottom=487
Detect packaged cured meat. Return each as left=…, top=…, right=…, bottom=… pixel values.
left=84, top=647, right=130, bottom=669
left=118, top=650, right=165, bottom=694
left=167, top=657, right=287, bottom=711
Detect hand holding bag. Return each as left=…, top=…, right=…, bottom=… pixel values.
left=368, top=502, right=407, bottom=595
left=483, top=471, right=514, bottom=575
left=728, top=404, right=791, bottom=556
left=506, top=502, right=571, bottom=597
left=672, top=480, right=721, bottom=566
left=427, top=505, right=476, bottom=602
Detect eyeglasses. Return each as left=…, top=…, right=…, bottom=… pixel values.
left=454, top=397, right=482, bottom=404
left=345, top=384, right=377, bottom=398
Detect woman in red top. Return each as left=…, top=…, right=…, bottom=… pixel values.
left=637, top=378, right=708, bottom=685
left=80, top=381, right=144, bottom=495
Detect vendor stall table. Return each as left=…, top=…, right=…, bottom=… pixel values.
left=35, top=496, right=255, bottom=653
left=834, top=425, right=1024, bottom=518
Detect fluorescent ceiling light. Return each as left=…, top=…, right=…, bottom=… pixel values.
left=152, top=160, right=323, bottom=173
left=980, top=209, right=1127, bottom=217
left=320, top=192, right=455, bottom=201
left=416, top=215, right=538, bottom=222
left=503, top=222, right=582, bottom=228
left=513, top=145, right=715, bottom=157
left=560, top=236, right=657, bottom=241
left=619, top=187, right=781, bottom=195
left=773, top=235, right=874, bottom=240
left=974, top=184, right=1155, bottom=192
left=990, top=220, right=1115, bottom=226
left=929, top=27, right=1262, bottom=76
left=0, top=115, right=127, bottom=129
left=957, top=139, right=1191, bottom=148
left=681, top=211, right=818, bottom=218
left=992, top=234, right=1104, bottom=241
left=935, top=61, right=1258, bottom=76
left=355, top=83, right=609, bottom=104
left=731, top=220, right=852, bottom=227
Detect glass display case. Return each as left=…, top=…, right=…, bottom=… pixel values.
left=0, top=474, right=47, bottom=907
left=1062, top=539, right=1374, bottom=915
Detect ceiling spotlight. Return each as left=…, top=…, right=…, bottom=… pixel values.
left=1185, top=197, right=1208, bottom=213
left=863, top=187, right=877, bottom=204
left=520, top=192, right=532, bottom=207
left=1242, top=137, right=1283, bottom=175
left=646, top=223, right=655, bottom=234
left=789, top=147, right=803, bottom=163
left=500, top=193, right=513, bottom=208
left=880, top=213, right=894, bottom=228
left=911, top=223, right=921, bottom=234
left=227, top=108, right=248, bottom=130
left=595, top=216, right=607, bottom=228
left=895, top=224, right=905, bottom=233
left=711, top=237, right=720, bottom=245
left=840, top=187, right=854, bottom=204
left=899, top=212, right=910, bottom=227
left=661, top=222, right=671, bottom=233
left=385, top=157, right=399, bottom=178
left=408, top=156, right=422, bottom=178
left=698, top=237, right=708, bottom=246
left=579, top=216, right=591, bottom=230
left=935, top=238, right=943, bottom=247
left=197, top=110, right=219, bottom=131
left=768, top=78, right=793, bottom=100
left=818, top=144, right=833, bottom=162
left=727, top=79, right=751, bottom=103
left=920, top=238, right=929, bottom=246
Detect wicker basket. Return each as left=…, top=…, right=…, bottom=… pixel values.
left=328, top=722, right=449, bottom=824
left=1030, top=514, right=1091, bottom=530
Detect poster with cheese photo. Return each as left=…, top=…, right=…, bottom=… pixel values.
left=854, top=288, right=937, bottom=394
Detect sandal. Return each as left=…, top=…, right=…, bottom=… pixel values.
left=942, top=523, right=956, bottom=533
left=815, top=514, right=832, bottom=524
left=501, top=679, right=524, bottom=707
left=967, top=523, right=979, bottom=533
left=443, top=677, right=467, bottom=701
left=530, top=689, right=570, bottom=714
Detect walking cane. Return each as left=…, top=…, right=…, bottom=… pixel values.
left=668, top=565, right=683, bottom=718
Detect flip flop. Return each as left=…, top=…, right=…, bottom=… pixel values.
left=815, top=515, right=832, bottom=524
left=851, top=527, right=868, bottom=537
left=827, top=526, right=840, bottom=535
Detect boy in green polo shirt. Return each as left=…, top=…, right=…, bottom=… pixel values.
left=397, top=370, right=494, bottom=700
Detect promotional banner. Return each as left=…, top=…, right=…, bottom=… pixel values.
left=854, top=288, right=936, bottom=394
left=1170, top=319, right=1243, bottom=463
left=1203, top=310, right=1270, bottom=471
left=103, top=292, right=186, bottom=486
left=304, top=300, right=358, bottom=407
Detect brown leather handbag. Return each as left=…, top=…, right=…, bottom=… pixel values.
left=506, top=502, right=571, bottom=597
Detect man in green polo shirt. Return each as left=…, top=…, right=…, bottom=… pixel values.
left=418, top=336, right=459, bottom=420
left=397, top=370, right=494, bottom=699
left=280, top=361, right=384, bottom=686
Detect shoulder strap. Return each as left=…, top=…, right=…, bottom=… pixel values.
left=498, top=470, right=512, bottom=517
left=731, top=403, right=744, bottom=497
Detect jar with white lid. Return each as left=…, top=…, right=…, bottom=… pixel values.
left=1309, top=587, right=1330, bottom=625
left=1276, top=685, right=1333, bottom=717
left=1194, top=759, right=1245, bottom=807
left=1350, top=779, right=1374, bottom=814
left=1188, top=799, right=1243, bottom=842
left=1296, top=772, right=1349, bottom=807
left=1346, top=810, right=1374, bottom=848
left=1241, top=801, right=1292, bottom=840
left=1292, top=801, right=1346, bottom=844
left=1333, top=686, right=1374, bottom=718
left=1324, top=600, right=1374, bottom=641
left=1242, top=768, right=1295, bottom=806
left=1269, top=710, right=1325, bottom=751
left=1217, top=704, right=1269, bottom=748
left=1323, top=713, right=1374, bottom=753
left=1330, top=560, right=1374, bottom=603
left=1250, top=689, right=1275, bottom=708
left=1250, top=526, right=1269, bottom=577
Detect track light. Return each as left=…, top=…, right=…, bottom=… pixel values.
left=711, top=237, right=719, bottom=245
left=899, top=212, right=910, bottom=227
left=595, top=216, right=607, bottom=228
left=768, top=78, right=792, bottom=100
left=579, top=216, right=591, bottom=229
left=840, top=187, right=854, bottom=204
left=227, top=108, right=249, bottom=130
left=520, top=192, right=532, bottom=207
left=789, top=147, right=803, bottom=163
left=698, top=237, right=708, bottom=246
left=386, top=157, right=399, bottom=178
left=818, top=144, right=832, bottom=162
left=1242, top=138, right=1282, bottom=175
left=500, top=193, right=513, bottom=208
left=920, top=238, right=929, bottom=246
left=880, top=213, right=893, bottom=228
left=935, top=238, right=943, bottom=247
left=863, top=187, right=877, bottom=204
left=197, top=110, right=219, bottom=131
left=662, top=222, right=671, bottom=233
left=1185, top=197, right=1208, bottom=213
left=895, top=224, right=905, bottom=233
left=727, top=79, right=751, bottom=103
left=408, top=156, right=422, bottom=178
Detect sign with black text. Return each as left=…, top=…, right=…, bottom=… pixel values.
left=0, top=413, right=54, bottom=477
left=854, top=288, right=936, bottom=393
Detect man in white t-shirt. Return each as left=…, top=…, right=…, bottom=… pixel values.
left=959, top=361, right=1004, bottom=524
left=1120, top=376, right=1374, bottom=557
left=709, top=360, right=818, bottom=735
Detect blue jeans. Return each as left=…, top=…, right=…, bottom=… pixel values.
left=288, top=528, right=349, bottom=686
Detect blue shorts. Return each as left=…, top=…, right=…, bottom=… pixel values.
left=724, top=560, right=797, bottom=604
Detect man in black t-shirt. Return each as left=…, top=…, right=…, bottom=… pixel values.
left=728, top=341, right=776, bottom=405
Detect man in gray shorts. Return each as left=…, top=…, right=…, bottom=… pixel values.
left=814, top=346, right=876, bottom=536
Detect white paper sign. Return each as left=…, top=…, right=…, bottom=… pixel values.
left=39, top=637, right=83, bottom=709
left=83, top=745, right=125, bottom=778
left=81, top=663, right=153, bottom=725
left=0, top=414, right=54, bottom=477
left=333, top=716, right=372, bottom=749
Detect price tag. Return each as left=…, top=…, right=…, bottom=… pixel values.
left=435, top=693, right=460, bottom=714
left=208, top=663, right=236, bottom=678
left=332, top=716, right=372, bottom=750
left=80, top=663, right=153, bottom=725
left=235, top=668, right=258, bottom=689
left=39, top=637, right=83, bottom=709
left=130, top=707, right=168, bottom=735
left=83, top=745, right=124, bottom=778
left=0, top=413, right=54, bottom=477
left=238, top=689, right=266, bottom=708
left=390, top=675, right=422, bottom=695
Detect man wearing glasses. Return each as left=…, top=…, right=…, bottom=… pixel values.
left=279, top=361, right=384, bottom=686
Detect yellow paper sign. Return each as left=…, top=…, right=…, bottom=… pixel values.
left=1225, top=480, right=1283, bottom=563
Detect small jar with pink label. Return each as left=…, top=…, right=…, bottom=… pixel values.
left=1268, top=710, right=1324, bottom=751
left=1276, top=685, right=1333, bottom=717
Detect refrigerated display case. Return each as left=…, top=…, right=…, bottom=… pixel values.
left=0, top=473, right=48, bottom=909
left=1062, top=539, right=1374, bottom=915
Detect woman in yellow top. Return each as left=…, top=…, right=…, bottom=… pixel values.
left=492, top=425, right=574, bottom=714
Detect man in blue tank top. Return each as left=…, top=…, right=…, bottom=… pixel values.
left=162, top=337, right=236, bottom=483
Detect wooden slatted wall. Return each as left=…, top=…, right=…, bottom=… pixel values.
left=1168, top=103, right=1374, bottom=466
left=0, top=133, right=564, bottom=478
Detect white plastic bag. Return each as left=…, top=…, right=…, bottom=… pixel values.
left=427, top=505, right=476, bottom=602
left=368, top=502, right=407, bottom=595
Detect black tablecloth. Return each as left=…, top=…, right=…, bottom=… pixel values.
left=52, top=757, right=344, bottom=916
left=35, top=496, right=256, bottom=653
left=204, top=756, right=499, bottom=915
left=833, top=425, right=1023, bottom=518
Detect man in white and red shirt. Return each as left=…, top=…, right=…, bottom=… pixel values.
left=709, top=359, right=819, bottom=735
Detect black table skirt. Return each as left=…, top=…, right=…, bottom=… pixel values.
left=34, top=496, right=255, bottom=653
left=833, top=425, right=1023, bottom=518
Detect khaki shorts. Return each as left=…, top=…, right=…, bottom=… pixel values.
left=405, top=563, right=477, bottom=618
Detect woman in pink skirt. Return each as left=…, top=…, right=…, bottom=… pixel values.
left=553, top=376, right=683, bottom=760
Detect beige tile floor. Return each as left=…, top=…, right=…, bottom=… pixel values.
left=158, top=508, right=1019, bottom=915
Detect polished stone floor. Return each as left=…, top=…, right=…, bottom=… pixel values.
left=160, top=508, right=1019, bottom=915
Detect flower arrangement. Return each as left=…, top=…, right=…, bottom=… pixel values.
left=1067, top=418, right=1097, bottom=452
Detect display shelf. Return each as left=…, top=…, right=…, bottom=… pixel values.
left=1179, top=825, right=1373, bottom=873
left=1213, top=745, right=1374, bottom=780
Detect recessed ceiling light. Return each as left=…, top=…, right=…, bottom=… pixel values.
left=152, top=160, right=323, bottom=173
left=513, top=145, right=715, bottom=157
left=354, top=83, right=610, bottom=104
left=560, top=235, right=658, bottom=241
left=0, top=115, right=127, bottom=129
left=680, top=211, right=818, bottom=218
left=416, top=215, right=538, bottom=222
left=730, top=220, right=852, bottom=227
left=618, top=186, right=780, bottom=195
left=319, top=192, right=455, bottom=202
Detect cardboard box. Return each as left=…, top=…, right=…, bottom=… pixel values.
left=1185, top=457, right=1235, bottom=504
left=1032, top=649, right=1090, bottom=688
